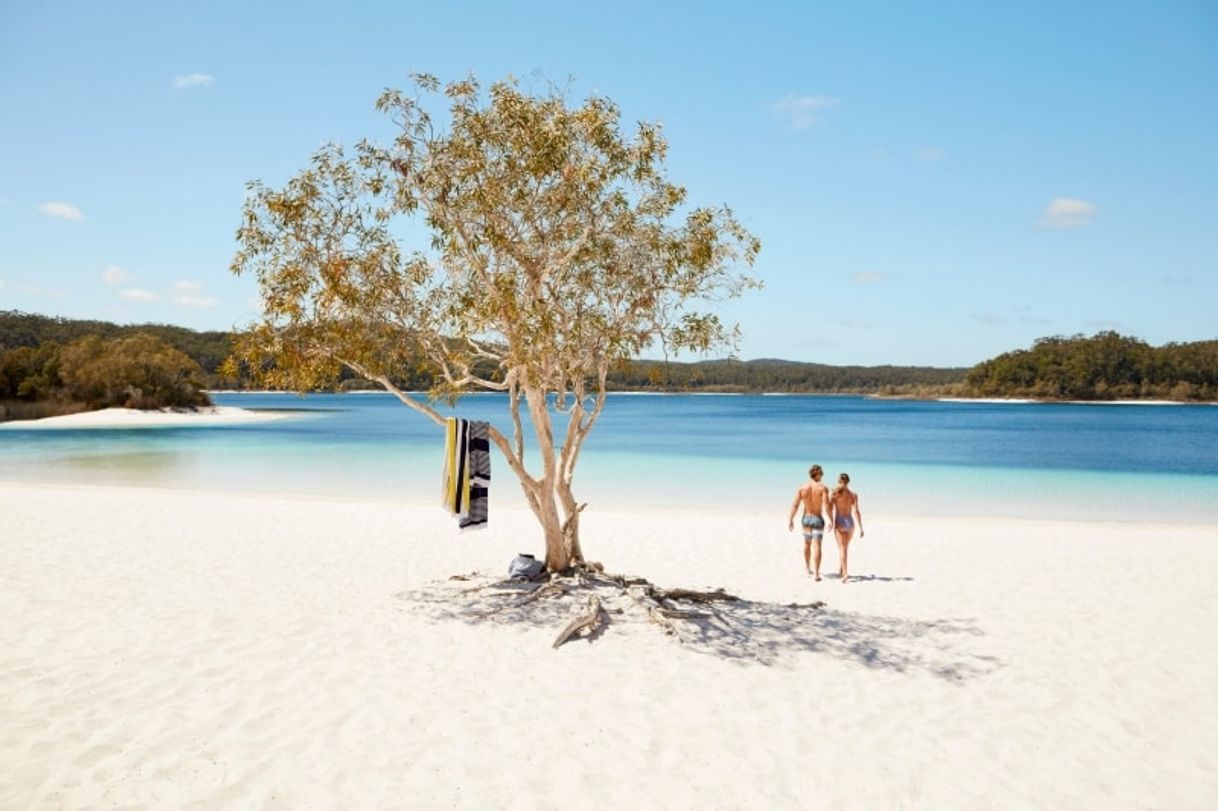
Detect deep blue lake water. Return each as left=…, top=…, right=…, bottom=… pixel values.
left=2, top=393, right=1217, bottom=523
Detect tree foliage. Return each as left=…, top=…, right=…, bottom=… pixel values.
left=58, top=333, right=211, bottom=409
left=963, top=331, right=1218, bottom=400
left=0, top=330, right=211, bottom=418
left=229, top=74, right=761, bottom=570
left=0, top=310, right=234, bottom=381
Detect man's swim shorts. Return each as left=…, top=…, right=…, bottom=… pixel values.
left=801, top=515, right=825, bottom=540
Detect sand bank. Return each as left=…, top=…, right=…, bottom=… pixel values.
left=1, top=483, right=1215, bottom=809
left=0, top=406, right=292, bottom=430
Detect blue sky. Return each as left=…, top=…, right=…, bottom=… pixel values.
left=2, top=1, right=1215, bottom=367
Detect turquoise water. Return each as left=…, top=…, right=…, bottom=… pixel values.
left=2, top=393, right=1217, bottom=523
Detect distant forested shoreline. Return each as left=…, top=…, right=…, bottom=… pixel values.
left=2, top=311, right=1216, bottom=421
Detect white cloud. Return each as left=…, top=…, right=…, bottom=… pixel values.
left=839, top=317, right=871, bottom=330
left=171, top=280, right=217, bottom=309
left=769, top=94, right=839, bottom=130
left=173, top=72, right=214, bottom=89
left=121, top=288, right=159, bottom=302
left=39, top=201, right=84, bottom=221
left=1038, top=197, right=1096, bottom=229
left=102, top=264, right=132, bottom=286
left=917, top=146, right=945, bottom=162
left=851, top=271, right=887, bottom=285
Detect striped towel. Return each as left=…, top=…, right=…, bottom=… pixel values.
left=462, top=420, right=491, bottom=530
left=441, top=418, right=491, bottom=530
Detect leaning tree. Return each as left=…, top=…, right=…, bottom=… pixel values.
left=229, top=74, right=759, bottom=572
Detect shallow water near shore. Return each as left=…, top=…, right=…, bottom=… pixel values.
left=2, top=392, right=1216, bottom=523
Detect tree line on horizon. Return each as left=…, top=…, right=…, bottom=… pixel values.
left=962, top=330, right=1218, bottom=401
left=2, top=311, right=1216, bottom=420
left=0, top=316, right=213, bottom=420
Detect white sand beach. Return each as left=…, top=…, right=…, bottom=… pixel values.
left=2, top=482, right=1216, bottom=809
left=0, top=406, right=291, bottom=430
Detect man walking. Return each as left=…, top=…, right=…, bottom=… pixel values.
left=788, top=464, right=830, bottom=580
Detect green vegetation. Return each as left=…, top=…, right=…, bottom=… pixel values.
left=7, top=313, right=1216, bottom=405
left=1, top=319, right=211, bottom=420
left=611, top=358, right=965, bottom=395
left=962, top=331, right=1218, bottom=400
left=0, top=310, right=234, bottom=381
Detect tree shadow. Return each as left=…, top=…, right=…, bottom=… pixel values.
left=396, top=573, right=999, bottom=681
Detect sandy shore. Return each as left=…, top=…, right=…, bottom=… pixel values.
left=1, top=483, right=1216, bottom=809
left=0, top=406, right=291, bottom=430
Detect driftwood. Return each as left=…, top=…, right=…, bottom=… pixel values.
left=552, top=595, right=606, bottom=648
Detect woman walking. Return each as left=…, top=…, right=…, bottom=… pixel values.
left=829, top=473, right=864, bottom=583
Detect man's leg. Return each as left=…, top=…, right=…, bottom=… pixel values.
left=803, top=539, right=812, bottom=574
left=811, top=537, right=823, bottom=581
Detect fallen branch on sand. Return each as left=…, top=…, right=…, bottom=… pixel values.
left=552, top=595, right=606, bottom=648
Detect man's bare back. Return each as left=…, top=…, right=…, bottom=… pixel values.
left=796, top=480, right=830, bottom=516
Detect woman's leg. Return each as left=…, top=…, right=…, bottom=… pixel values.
left=839, top=530, right=854, bottom=582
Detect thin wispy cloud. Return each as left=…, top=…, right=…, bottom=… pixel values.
left=171, top=280, right=217, bottom=309
left=16, top=282, right=70, bottom=299
left=769, top=94, right=839, bottom=130
left=917, top=146, right=945, bottom=162
left=1038, top=197, right=1096, bottom=229
left=795, top=337, right=837, bottom=348
left=102, top=264, right=132, bottom=286
left=1084, top=319, right=1130, bottom=333
left=971, top=311, right=1007, bottom=325
left=121, top=288, right=159, bottom=302
left=839, top=316, right=871, bottom=330
left=39, top=201, right=84, bottom=221
left=1012, top=304, right=1052, bottom=326
left=173, top=72, right=214, bottom=89
left=1161, top=275, right=1193, bottom=286
left=851, top=271, right=887, bottom=285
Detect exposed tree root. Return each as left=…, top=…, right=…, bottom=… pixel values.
left=408, top=562, right=828, bottom=657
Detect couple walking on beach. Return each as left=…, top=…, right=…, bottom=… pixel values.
left=787, top=465, right=864, bottom=583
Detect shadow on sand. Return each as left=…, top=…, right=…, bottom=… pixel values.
left=825, top=573, right=916, bottom=583
left=397, top=574, right=997, bottom=680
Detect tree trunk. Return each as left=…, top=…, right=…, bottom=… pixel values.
left=527, top=480, right=585, bottom=572
left=521, top=384, right=585, bottom=572
left=536, top=486, right=569, bottom=572
left=375, top=374, right=589, bottom=573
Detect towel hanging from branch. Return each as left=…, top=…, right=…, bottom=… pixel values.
left=441, top=417, right=490, bottom=530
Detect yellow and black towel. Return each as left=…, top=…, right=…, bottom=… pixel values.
left=441, top=417, right=490, bottom=529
